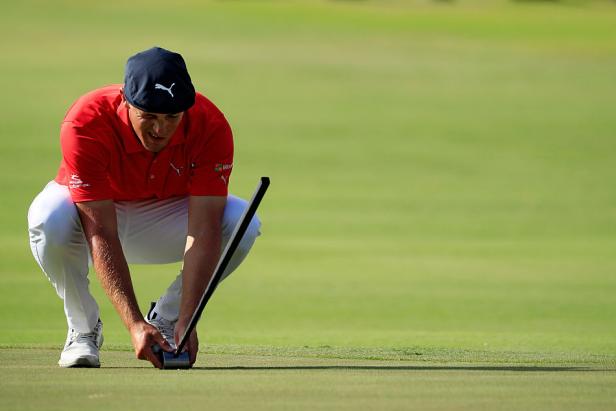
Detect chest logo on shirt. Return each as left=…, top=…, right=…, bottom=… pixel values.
left=169, top=162, right=184, bottom=176
left=69, top=174, right=90, bottom=189
left=155, top=82, right=175, bottom=98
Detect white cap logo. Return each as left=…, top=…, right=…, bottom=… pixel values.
left=155, top=82, right=175, bottom=98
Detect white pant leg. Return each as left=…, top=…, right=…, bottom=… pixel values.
left=133, top=195, right=262, bottom=321
left=115, top=196, right=190, bottom=264
left=27, top=181, right=99, bottom=333
left=28, top=182, right=262, bottom=328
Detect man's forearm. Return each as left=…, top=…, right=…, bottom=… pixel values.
left=89, top=235, right=144, bottom=330
left=75, top=199, right=168, bottom=367
left=178, top=229, right=222, bottom=325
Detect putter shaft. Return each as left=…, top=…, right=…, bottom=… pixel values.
left=175, top=177, right=270, bottom=355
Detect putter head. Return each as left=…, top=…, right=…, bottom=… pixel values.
left=152, top=344, right=191, bottom=369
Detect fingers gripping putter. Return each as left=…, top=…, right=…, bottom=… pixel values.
left=153, top=177, right=270, bottom=369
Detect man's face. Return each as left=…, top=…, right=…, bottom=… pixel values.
left=125, top=101, right=184, bottom=153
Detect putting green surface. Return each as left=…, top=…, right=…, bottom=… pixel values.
left=1, top=348, right=615, bottom=411
left=2, top=0, right=616, bottom=409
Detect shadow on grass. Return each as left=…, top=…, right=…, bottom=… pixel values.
left=191, top=365, right=612, bottom=372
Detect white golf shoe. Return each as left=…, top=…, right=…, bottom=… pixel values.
left=58, top=319, right=104, bottom=368
left=146, top=302, right=176, bottom=349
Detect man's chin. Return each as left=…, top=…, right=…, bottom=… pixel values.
left=144, top=139, right=168, bottom=152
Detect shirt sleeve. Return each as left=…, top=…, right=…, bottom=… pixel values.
left=60, top=121, right=113, bottom=202
left=188, top=114, right=234, bottom=197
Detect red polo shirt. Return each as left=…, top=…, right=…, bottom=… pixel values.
left=55, top=84, right=233, bottom=202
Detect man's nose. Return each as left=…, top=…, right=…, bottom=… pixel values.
left=153, top=120, right=162, bottom=135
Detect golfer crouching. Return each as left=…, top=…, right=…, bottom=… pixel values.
left=27, top=47, right=261, bottom=368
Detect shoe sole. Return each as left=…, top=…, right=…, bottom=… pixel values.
left=58, top=356, right=100, bottom=368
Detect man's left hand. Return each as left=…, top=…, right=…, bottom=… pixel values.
left=174, top=321, right=199, bottom=366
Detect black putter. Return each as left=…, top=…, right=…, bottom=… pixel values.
left=153, top=177, right=270, bottom=369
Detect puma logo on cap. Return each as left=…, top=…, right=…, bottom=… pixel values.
left=155, top=82, right=175, bottom=98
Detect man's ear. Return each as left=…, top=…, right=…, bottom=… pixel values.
left=120, top=88, right=128, bottom=106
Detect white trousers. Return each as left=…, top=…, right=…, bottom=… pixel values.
left=27, top=181, right=261, bottom=333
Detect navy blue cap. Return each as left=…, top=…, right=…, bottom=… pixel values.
left=124, top=47, right=195, bottom=114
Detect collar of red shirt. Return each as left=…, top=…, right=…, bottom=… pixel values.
left=115, top=102, right=187, bottom=154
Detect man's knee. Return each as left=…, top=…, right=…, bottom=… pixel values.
left=240, top=213, right=261, bottom=252
left=28, top=187, right=82, bottom=249
left=223, top=195, right=262, bottom=251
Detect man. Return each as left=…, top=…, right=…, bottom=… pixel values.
left=27, top=47, right=261, bottom=369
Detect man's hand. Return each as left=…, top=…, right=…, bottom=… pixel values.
left=129, top=320, right=173, bottom=369
left=174, top=320, right=199, bottom=366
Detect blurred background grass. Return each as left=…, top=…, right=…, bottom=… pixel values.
left=0, top=0, right=615, bottom=357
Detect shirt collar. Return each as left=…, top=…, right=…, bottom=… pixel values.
left=115, top=102, right=187, bottom=154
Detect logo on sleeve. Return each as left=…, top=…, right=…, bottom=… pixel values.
left=214, top=163, right=233, bottom=173
left=214, top=163, right=233, bottom=186
left=69, top=174, right=90, bottom=189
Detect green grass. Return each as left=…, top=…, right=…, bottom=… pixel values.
left=1, top=349, right=615, bottom=411
left=1, top=0, right=616, bottom=409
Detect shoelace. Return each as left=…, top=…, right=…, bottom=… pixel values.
left=153, top=317, right=176, bottom=346
left=69, top=331, right=99, bottom=347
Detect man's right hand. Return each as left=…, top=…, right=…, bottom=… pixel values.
left=129, top=320, right=173, bottom=369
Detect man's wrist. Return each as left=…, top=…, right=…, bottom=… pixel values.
left=127, top=317, right=148, bottom=333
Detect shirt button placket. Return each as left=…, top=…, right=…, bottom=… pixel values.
left=149, top=152, right=167, bottom=196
